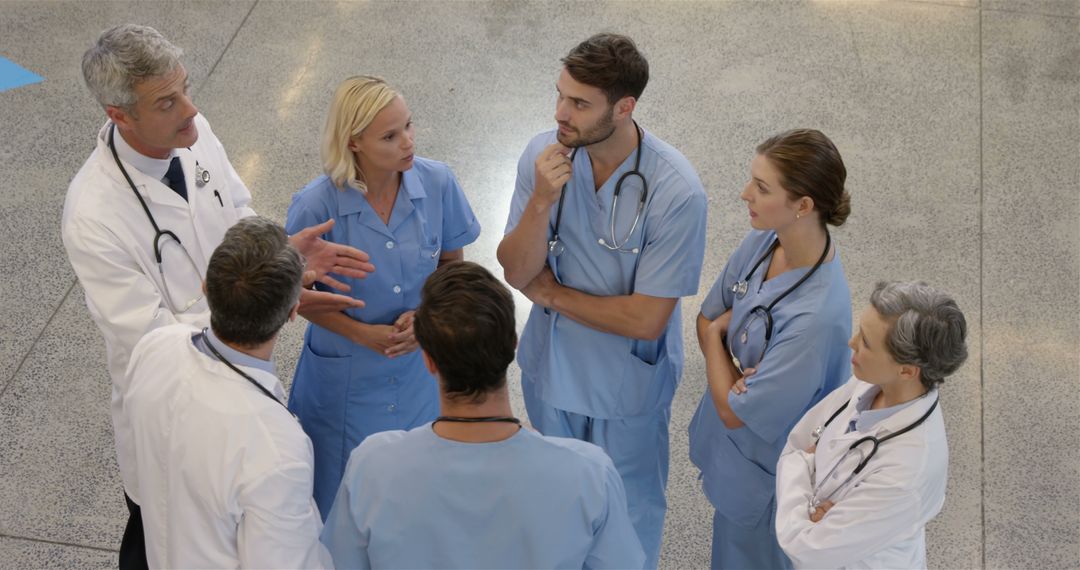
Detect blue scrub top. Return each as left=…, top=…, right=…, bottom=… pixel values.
left=321, top=424, right=646, bottom=570
left=285, top=157, right=480, bottom=515
left=504, top=129, right=708, bottom=419
left=688, top=230, right=851, bottom=527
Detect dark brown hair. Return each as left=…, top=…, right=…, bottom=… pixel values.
left=756, top=129, right=851, bottom=227
left=561, top=33, right=649, bottom=104
left=414, top=261, right=517, bottom=402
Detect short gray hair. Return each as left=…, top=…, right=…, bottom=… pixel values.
left=82, top=24, right=183, bottom=110
left=870, top=281, right=969, bottom=390
left=206, top=217, right=304, bottom=347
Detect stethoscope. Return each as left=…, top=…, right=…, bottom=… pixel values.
left=727, top=231, right=831, bottom=374
left=202, top=328, right=296, bottom=419
left=548, top=121, right=648, bottom=256
left=108, top=124, right=210, bottom=314
left=807, top=394, right=939, bottom=517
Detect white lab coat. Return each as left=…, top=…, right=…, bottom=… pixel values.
left=775, top=377, right=947, bottom=569
left=125, top=324, right=331, bottom=569
left=61, top=114, right=254, bottom=502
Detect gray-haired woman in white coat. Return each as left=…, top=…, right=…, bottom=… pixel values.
left=775, top=281, right=968, bottom=569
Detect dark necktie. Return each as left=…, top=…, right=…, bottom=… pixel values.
left=163, top=156, right=188, bottom=201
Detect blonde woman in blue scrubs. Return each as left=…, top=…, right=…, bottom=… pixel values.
left=689, top=129, right=853, bottom=569
left=285, top=76, right=480, bottom=517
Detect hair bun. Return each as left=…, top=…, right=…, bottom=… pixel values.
left=827, top=191, right=851, bottom=226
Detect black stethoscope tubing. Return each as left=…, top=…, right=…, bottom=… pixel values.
left=108, top=123, right=182, bottom=265
left=736, top=230, right=832, bottom=343
left=550, top=121, right=647, bottom=250
left=819, top=394, right=939, bottom=475
left=202, top=328, right=294, bottom=416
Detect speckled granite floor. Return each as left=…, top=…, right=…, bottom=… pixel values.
left=0, top=1, right=1076, bottom=568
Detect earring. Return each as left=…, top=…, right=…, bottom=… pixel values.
left=796, top=213, right=801, bottom=219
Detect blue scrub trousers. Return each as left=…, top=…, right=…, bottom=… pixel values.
left=523, top=375, right=669, bottom=569
left=711, top=502, right=792, bottom=570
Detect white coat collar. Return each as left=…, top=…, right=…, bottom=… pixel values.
left=846, top=379, right=940, bottom=438
left=183, top=326, right=287, bottom=404
left=95, top=121, right=189, bottom=210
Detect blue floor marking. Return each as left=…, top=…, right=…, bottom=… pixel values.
left=0, top=56, right=44, bottom=92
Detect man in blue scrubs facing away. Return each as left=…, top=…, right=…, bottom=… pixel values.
left=497, top=33, right=708, bottom=568
left=320, top=262, right=644, bottom=569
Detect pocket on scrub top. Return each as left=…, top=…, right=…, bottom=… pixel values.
left=419, top=235, right=441, bottom=275
left=617, top=346, right=674, bottom=417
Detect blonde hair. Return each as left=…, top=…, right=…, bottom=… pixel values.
left=322, top=75, right=399, bottom=193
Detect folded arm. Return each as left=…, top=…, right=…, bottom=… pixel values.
left=522, top=266, right=676, bottom=340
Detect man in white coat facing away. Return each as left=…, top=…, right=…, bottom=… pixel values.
left=775, top=281, right=969, bottom=569
left=124, top=216, right=331, bottom=569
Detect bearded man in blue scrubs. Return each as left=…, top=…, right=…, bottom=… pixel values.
left=497, top=33, right=708, bottom=568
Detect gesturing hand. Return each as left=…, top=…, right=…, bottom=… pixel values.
left=297, top=270, right=364, bottom=314
left=290, top=219, right=376, bottom=292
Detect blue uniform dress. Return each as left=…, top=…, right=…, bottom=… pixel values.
left=505, top=129, right=707, bottom=568
left=285, top=157, right=480, bottom=517
left=320, top=425, right=646, bottom=569
left=688, top=230, right=851, bottom=570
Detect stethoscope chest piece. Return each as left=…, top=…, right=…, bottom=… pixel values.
left=195, top=163, right=210, bottom=187
left=731, top=280, right=749, bottom=298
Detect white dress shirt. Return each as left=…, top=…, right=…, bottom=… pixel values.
left=125, top=324, right=331, bottom=569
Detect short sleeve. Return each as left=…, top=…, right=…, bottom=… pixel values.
left=285, top=187, right=332, bottom=238
left=503, top=138, right=541, bottom=235
left=438, top=166, right=481, bottom=251
left=729, top=317, right=849, bottom=443
left=700, top=231, right=765, bottom=320
left=632, top=189, right=707, bottom=299
left=585, top=458, right=647, bottom=569
left=320, top=455, right=371, bottom=570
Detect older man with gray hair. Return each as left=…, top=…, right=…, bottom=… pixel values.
left=125, top=216, right=331, bottom=569
left=62, top=24, right=372, bottom=568
left=775, top=281, right=969, bottom=569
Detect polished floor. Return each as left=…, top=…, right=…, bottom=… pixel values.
left=1, top=0, right=1077, bottom=568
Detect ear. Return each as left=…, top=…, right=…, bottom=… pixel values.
left=796, top=196, right=815, bottom=218
left=106, top=105, right=134, bottom=130
left=201, top=281, right=207, bottom=295
left=347, top=137, right=361, bottom=153
left=615, top=96, right=636, bottom=121
left=288, top=301, right=300, bottom=322
left=421, top=349, right=438, bottom=376
left=898, top=364, right=921, bottom=383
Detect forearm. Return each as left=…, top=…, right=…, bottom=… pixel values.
left=548, top=288, right=670, bottom=340
left=497, top=195, right=553, bottom=289
left=701, top=334, right=745, bottom=428
left=438, top=248, right=464, bottom=267
left=302, top=310, right=364, bottom=343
